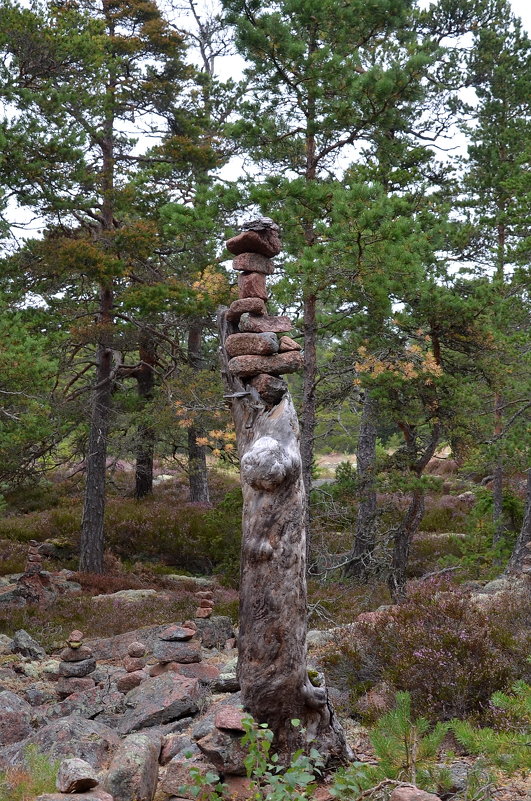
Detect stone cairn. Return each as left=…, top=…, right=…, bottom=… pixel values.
left=224, top=217, right=303, bottom=400
left=116, top=641, right=148, bottom=693
left=57, top=630, right=97, bottom=699
left=25, top=539, right=44, bottom=574
left=195, top=589, right=214, bottom=619
left=149, top=622, right=202, bottom=678
left=15, top=539, right=55, bottom=605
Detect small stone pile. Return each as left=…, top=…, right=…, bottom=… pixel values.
left=116, top=641, right=148, bottom=693
left=149, top=623, right=202, bottom=678
left=25, top=539, right=44, bottom=574
left=195, top=589, right=214, bottom=619
left=225, top=217, right=303, bottom=405
left=57, top=630, right=97, bottom=699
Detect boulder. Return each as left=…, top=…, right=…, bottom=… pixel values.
left=0, top=633, right=14, bottom=654
left=169, top=662, right=220, bottom=684
left=0, top=690, right=32, bottom=745
left=104, top=732, right=161, bottom=801
left=226, top=229, right=281, bottom=258
left=237, top=271, right=267, bottom=301
left=214, top=706, right=246, bottom=732
left=59, top=658, right=96, bottom=678
left=2, top=716, right=120, bottom=769
left=124, top=656, right=147, bottom=672
left=389, top=788, right=441, bottom=801
left=57, top=676, right=96, bottom=699
left=11, top=629, right=46, bottom=659
left=56, top=757, right=99, bottom=792
left=194, top=616, right=234, bottom=649
left=152, top=640, right=202, bottom=664
left=161, top=748, right=219, bottom=797
left=43, top=686, right=124, bottom=722
left=225, top=332, right=279, bottom=358
left=160, top=734, right=195, bottom=766
left=120, top=674, right=204, bottom=734
left=226, top=297, right=267, bottom=322
left=196, top=728, right=248, bottom=776
left=87, top=625, right=170, bottom=660
left=93, top=589, right=158, bottom=603
left=239, top=313, right=292, bottom=334
left=228, top=352, right=303, bottom=378
left=232, top=252, right=274, bottom=274
left=24, top=682, right=56, bottom=707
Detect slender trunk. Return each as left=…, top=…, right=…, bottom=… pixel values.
left=388, top=488, right=425, bottom=602
left=218, top=308, right=348, bottom=765
left=505, top=467, right=531, bottom=574
left=300, top=292, right=317, bottom=508
left=492, top=392, right=504, bottom=545
left=80, top=285, right=113, bottom=573
left=134, top=337, right=156, bottom=499
left=345, top=391, right=378, bottom=578
left=187, top=322, right=210, bottom=504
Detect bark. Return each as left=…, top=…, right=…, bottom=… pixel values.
left=492, top=393, right=505, bottom=545
left=388, top=488, right=425, bottom=602
left=300, top=292, right=317, bottom=515
left=345, top=392, right=378, bottom=579
left=505, top=467, right=531, bottom=574
left=134, top=337, right=156, bottom=499
left=79, top=285, right=113, bottom=574
left=218, top=309, right=349, bottom=765
left=187, top=322, right=210, bottom=504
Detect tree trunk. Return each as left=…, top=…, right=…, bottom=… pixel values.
left=505, top=467, right=531, bottom=574
left=345, top=391, right=378, bottom=579
left=134, top=337, right=156, bottom=499
left=79, top=284, right=113, bottom=573
left=187, top=322, right=210, bottom=504
left=301, top=292, right=317, bottom=515
left=388, top=487, right=425, bottom=602
left=218, top=309, right=349, bottom=765
left=492, top=393, right=505, bottom=546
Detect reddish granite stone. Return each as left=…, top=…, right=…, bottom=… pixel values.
left=228, top=352, right=303, bottom=378
left=225, top=332, right=278, bottom=358
left=232, top=252, right=274, bottom=274
left=214, top=706, right=246, bottom=732
left=226, top=229, right=281, bottom=258
left=226, top=297, right=267, bottom=322
left=249, top=374, right=287, bottom=406
left=278, top=335, right=302, bottom=352
left=195, top=608, right=211, bottom=618
left=239, top=314, right=292, bottom=334
left=238, top=272, right=267, bottom=301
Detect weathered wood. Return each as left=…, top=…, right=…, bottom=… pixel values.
left=218, top=308, right=349, bottom=765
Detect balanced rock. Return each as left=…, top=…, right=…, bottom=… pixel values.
left=232, top=252, right=274, bottom=274
left=279, top=335, right=302, bottom=352
left=199, top=598, right=214, bottom=609
left=238, top=271, right=267, bottom=301
left=225, top=332, right=279, bottom=358
left=56, top=757, right=99, bottom=793
left=226, top=229, right=281, bottom=258
left=250, top=374, right=288, bottom=406
left=239, top=313, right=292, bottom=334
left=159, top=625, right=196, bottom=642
left=196, top=591, right=213, bottom=600
left=228, top=351, right=303, bottom=378
left=195, top=608, right=211, bottom=619
left=60, top=645, right=94, bottom=662
left=59, top=658, right=96, bottom=678
left=153, top=639, right=202, bottom=664
left=67, top=630, right=84, bottom=649
left=226, top=297, right=267, bottom=322
left=116, top=670, right=146, bottom=694
left=124, top=655, right=147, bottom=672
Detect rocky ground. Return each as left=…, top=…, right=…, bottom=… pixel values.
left=0, top=573, right=529, bottom=801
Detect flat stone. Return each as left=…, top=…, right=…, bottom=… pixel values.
left=228, top=351, right=303, bottom=378
left=239, top=313, right=292, bottom=334
left=250, top=374, right=288, bottom=406
left=92, top=589, right=158, bottom=603
left=226, top=297, right=267, bottom=323
left=68, top=629, right=84, bottom=643
left=159, top=625, right=196, bottom=642
left=127, top=641, right=147, bottom=658
left=195, top=608, right=211, bottom=618
left=225, top=332, right=278, bottom=358
left=232, top=252, right=274, bottom=274
left=104, top=732, right=161, bottom=801
left=214, top=706, right=246, bottom=732
left=57, top=676, right=96, bottom=699
left=153, top=640, right=202, bottom=664
left=195, top=591, right=213, bottom=600
left=0, top=690, right=32, bottom=745
left=36, top=792, right=112, bottom=801
left=389, top=789, right=442, bottom=801
left=116, top=670, right=146, bottom=693
left=119, top=674, right=203, bottom=734
left=278, top=335, right=302, bottom=352
left=59, top=657, right=96, bottom=678
left=56, top=757, right=99, bottom=792
left=199, top=598, right=214, bottom=609
left=60, top=646, right=94, bottom=662
left=238, top=272, right=267, bottom=301
left=170, top=662, right=220, bottom=683
left=124, top=655, right=147, bottom=672
left=226, top=229, right=281, bottom=258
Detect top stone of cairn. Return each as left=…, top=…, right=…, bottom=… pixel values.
left=226, top=216, right=281, bottom=258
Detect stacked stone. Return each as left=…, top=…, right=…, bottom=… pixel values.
left=149, top=623, right=202, bottom=677
left=116, top=641, right=148, bottom=693
left=57, top=630, right=97, bottom=699
left=25, top=540, right=44, bottom=574
left=195, top=589, right=214, bottom=619
left=225, top=217, right=303, bottom=406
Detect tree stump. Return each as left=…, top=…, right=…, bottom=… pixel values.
left=218, top=217, right=349, bottom=764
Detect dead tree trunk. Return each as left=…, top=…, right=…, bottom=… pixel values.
left=506, top=467, right=531, bottom=574
left=219, top=218, right=349, bottom=765
left=345, top=391, right=378, bottom=579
